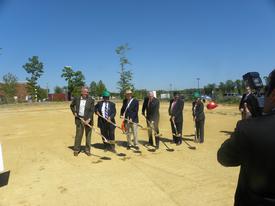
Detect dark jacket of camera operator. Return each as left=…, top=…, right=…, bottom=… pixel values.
left=239, top=90, right=261, bottom=118
left=218, top=70, right=275, bottom=206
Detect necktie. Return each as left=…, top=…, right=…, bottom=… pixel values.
left=104, top=102, right=108, bottom=119
left=148, top=98, right=151, bottom=108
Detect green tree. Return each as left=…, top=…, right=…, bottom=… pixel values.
left=116, top=44, right=134, bottom=98
left=235, top=79, right=244, bottom=94
left=37, top=86, right=48, bottom=101
left=225, top=80, right=235, bottom=93
left=89, top=81, right=97, bottom=97
left=218, top=82, right=226, bottom=95
left=61, top=66, right=74, bottom=99
left=71, top=71, right=85, bottom=97
left=204, top=83, right=216, bottom=96
left=61, top=66, right=85, bottom=98
left=0, top=72, right=18, bottom=103
left=134, top=89, right=148, bottom=99
left=22, top=56, right=44, bottom=101
left=96, top=80, right=106, bottom=97
left=54, top=86, right=63, bottom=94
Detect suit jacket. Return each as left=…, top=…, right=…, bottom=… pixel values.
left=168, top=98, right=184, bottom=123
left=239, top=93, right=261, bottom=118
left=94, top=101, right=116, bottom=128
left=239, top=93, right=247, bottom=110
left=120, top=98, right=139, bottom=123
left=70, top=96, right=94, bottom=124
left=192, top=101, right=196, bottom=118
left=194, top=101, right=205, bottom=121
left=142, top=97, right=149, bottom=116
left=142, top=97, right=160, bottom=122
left=217, top=112, right=275, bottom=205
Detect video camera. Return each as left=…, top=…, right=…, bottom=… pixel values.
left=242, top=72, right=264, bottom=111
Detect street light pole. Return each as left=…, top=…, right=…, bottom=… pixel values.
left=169, top=83, right=172, bottom=98
left=196, top=78, right=200, bottom=90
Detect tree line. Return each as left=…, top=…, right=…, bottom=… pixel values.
left=203, top=79, right=245, bottom=96
left=0, top=43, right=267, bottom=104
left=0, top=44, right=134, bottom=103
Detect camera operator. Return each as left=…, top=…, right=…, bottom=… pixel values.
left=217, top=69, right=275, bottom=205
left=239, top=86, right=261, bottom=119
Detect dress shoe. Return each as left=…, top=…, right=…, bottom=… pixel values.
left=73, top=151, right=79, bottom=156
left=127, top=145, right=131, bottom=150
left=155, top=145, right=159, bottom=149
left=110, top=147, right=117, bottom=153
left=85, top=151, right=91, bottom=156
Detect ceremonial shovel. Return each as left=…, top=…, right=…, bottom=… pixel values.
left=120, top=116, right=148, bottom=131
left=96, top=113, right=126, bottom=134
left=171, top=119, right=196, bottom=150
left=79, top=117, right=114, bottom=144
left=78, top=117, right=126, bottom=157
left=160, top=140, right=175, bottom=152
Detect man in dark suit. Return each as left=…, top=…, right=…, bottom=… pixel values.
left=142, top=91, right=160, bottom=149
left=217, top=69, right=275, bottom=205
left=70, top=86, right=94, bottom=156
left=194, top=98, right=205, bottom=143
left=239, top=86, right=261, bottom=119
left=120, top=90, right=139, bottom=150
left=168, top=92, right=184, bottom=145
left=95, top=90, right=116, bottom=152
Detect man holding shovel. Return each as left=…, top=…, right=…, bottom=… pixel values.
left=194, top=97, right=205, bottom=143
left=95, top=90, right=116, bottom=152
left=120, top=90, right=139, bottom=150
left=70, top=86, right=94, bottom=156
left=168, top=92, right=184, bottom=145
left=142, top=91, right=160, bottom=149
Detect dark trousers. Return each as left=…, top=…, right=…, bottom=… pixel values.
left=99, top=121, right=115, bottom=142
left=170, top=120, right=183, bottom=144
left=147, top=120, right=160, bottom=147
left=195, top=119, right=205, bottom=143
left=99, top=120, right=115, bottom=150
left=74, top=119, right=92, bottom=152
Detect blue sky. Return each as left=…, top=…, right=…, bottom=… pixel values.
left=0, top=0, right=275, bottom=92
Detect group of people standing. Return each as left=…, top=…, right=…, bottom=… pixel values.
left=70, top=87, right=205, bottom=156
left=69, top=71, right=275, bottom=205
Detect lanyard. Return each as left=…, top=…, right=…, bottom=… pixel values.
left=125, top=98, right=134, bottom=113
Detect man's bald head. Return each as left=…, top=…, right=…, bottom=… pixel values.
left=148, top=91, right=154, bottom=101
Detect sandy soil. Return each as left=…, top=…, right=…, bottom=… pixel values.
left=0, top=101, right=241, bottom=206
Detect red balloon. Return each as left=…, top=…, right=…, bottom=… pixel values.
left=207, top=101, right=218, bottom=110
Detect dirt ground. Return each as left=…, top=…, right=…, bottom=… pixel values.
left=0, top=101, right=241, bottom=206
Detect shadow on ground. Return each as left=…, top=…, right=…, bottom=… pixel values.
left=182, top=137, right=195, bottom=142
left=220, top=130, right=233, bottom=136
left=67, top=146, right=112, bottom=160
